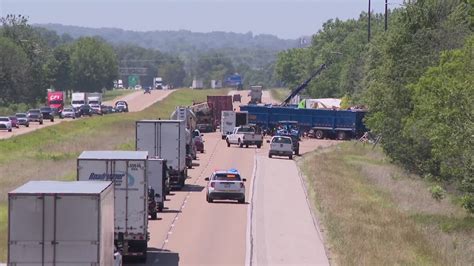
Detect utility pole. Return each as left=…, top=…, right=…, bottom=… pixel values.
left=368, top=0, right=371, bottom=42
left=385, top=0, right=388, bottom=31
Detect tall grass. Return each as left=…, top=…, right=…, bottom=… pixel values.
left=0, top=88, right=228, bottom=261
left=300, top=143, right=473, bottom=265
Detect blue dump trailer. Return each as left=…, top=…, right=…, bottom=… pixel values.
left=240, top=105, right=368, bottom=140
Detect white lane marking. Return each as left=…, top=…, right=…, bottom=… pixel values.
left=160, top=134, right=221, bottom=249
left=245, top=150, right=259, bottom=266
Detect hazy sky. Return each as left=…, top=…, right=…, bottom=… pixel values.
left=1, top=0, right=406, bottom=39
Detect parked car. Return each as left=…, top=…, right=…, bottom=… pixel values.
left=267, top=136, right=294, bottom=159
left=0, top=117, right=13, bottom=132
left=115, top=101, right=129, bottom=113
left=60, top=107, right=76, bottom=119
left=27, top=109, right=44, bottom=124
left=9, top=116, right=20, bottom=128
left=193, top=129, right=204, bottom=153
left=205, top=169, right=246, bottom=203
left=90, top=104, right=102, bottom=115
left=40, top=107, right=55, bottom=122
left=15, top=113, right=30, bottom=127
left=73, top=107, right=82, bottom=118
left=79, top=104, right=93, bottom=117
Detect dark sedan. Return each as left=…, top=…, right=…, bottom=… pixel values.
left=27, top=109, right=44, bottom=124
left=9, top=116, right=20, bottom=128
left=40, top=107, right=55, bottom=122
left=79, top=104, right=93, bottom=117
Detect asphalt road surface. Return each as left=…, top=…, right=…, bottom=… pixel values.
left=0, top=89, right=173, bottom=140
left=133, top=90, right=331, bottom=266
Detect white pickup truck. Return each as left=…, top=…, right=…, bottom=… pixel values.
left=226, top=126, right=263, bottom=148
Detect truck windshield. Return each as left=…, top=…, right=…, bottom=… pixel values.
left=49, top=100, right=62, bottom=104
left=72, top=100, right=85, bottom=105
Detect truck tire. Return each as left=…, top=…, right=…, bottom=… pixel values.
left=295, top=147, right=300, bottom=156
left=257, top=144, right=262, bottom=149
left=245, top=144, right=249, bottom=148
left=26, top=124, right=29, bottom=127
left=226, top=140, right=231, bottom=147
left=50, top=118, right=54, bottom=122
left=337, top=131, right=347, bottom=140
left=238, top=197, right=245, bottom=204
left=238, top=139, right=243, bottom=148
left=150, top=211, right=157, bottom=220
left=268, top=154, right=272, bottom=158
left=222, top=135, right=226, bottom=140
left=315, top=130, right=324, bottom=139
left=158, top=203, right=164, bottom=212
left=8, top=128, right=12, bottom=132
left=289, top=155, right=293, bottom=160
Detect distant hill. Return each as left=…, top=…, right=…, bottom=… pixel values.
left=37, top=24, right=298, bottom=53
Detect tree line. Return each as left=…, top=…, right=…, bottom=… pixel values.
left=275, top=0, right=473, bottom=213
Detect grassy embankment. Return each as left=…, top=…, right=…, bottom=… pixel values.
left=269, top=88, right=290, bottom=102
left=300, top=143, right=473, bottom=265
left=0, top=88, right=228, bottom=261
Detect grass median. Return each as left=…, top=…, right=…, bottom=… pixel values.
left=0, top=88, right=228, bottom=261
left=300, top=142, right=473, bottom=265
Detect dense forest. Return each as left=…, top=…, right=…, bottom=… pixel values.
left=39, top=23, right=298, bottom=87
left=275, top=0, right=473, bottom=213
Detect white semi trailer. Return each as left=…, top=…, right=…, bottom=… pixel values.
left=77, top=150, right=149, bottom=262
left=136, top=120, right=187, bottom=189
left=8, top=180, right=116, bottom=266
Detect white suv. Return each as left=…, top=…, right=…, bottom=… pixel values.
left=0, top=117, right=12, bottom=132
left=268, top=136, right=294, bottom=159
left=205, top=169, right=247, bottom=203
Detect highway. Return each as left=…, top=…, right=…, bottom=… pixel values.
left=136, top=90, right=331, bottom=266
left=0, top=89, right=173, bottom=140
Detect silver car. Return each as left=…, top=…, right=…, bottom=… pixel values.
left=0, top=117, right=13, bottom=132
left=60, top=108, right=76, bottom=119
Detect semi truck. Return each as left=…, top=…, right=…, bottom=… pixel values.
left=136, top=120, right=187, bottom=189
left=248, top=85, right=263, bottom=104
left=240, top=105, right=367, bottom=140
left=147, top=157, right=167, bottom=215
left=77, top=151, right=149, bottom=262
left=47, top=91, right=65, bottom=113
left=8, top=180, right=116, bottom=266
left=189, top=102, right=215, bottom=132
left=221, top=111, right=249, bottom=139
left=207, top=95, right=233, bottom=131
left=71, top=92, right=88, bottom=109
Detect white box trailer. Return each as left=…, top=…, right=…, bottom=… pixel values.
left=77, top=151, right=149, bottom=262
left=221, top=111, right=249, bottom=139
left=136, top=120, right=187, bottom=188
left=147, top=157, right=167, bottom=213
left=8, top=181, right=114, bottom=266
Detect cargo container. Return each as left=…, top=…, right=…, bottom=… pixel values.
left=207, top=95, right=233, bottom=130
left=8, top=181, right=115, bottom=266
left=136, top=120, right=187, bottom=189
left=221, top=111, right=249, bottom=139
left=71, top=92, right=88, bottom=109
left=77, top=151, right=149, bottom=262
left=240, top=105, right=367, bottom=140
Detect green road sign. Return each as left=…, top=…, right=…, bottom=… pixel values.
left=128, top=75, right=139, bottom=88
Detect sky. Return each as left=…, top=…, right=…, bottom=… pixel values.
left=0, top=0, right=406, bottom=39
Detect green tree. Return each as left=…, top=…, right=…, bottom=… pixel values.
left=406, top=37, right=473, bottom=211
left=0, top=37, right=31, bottom=104
left=70, top=37, right=118, bottom=92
